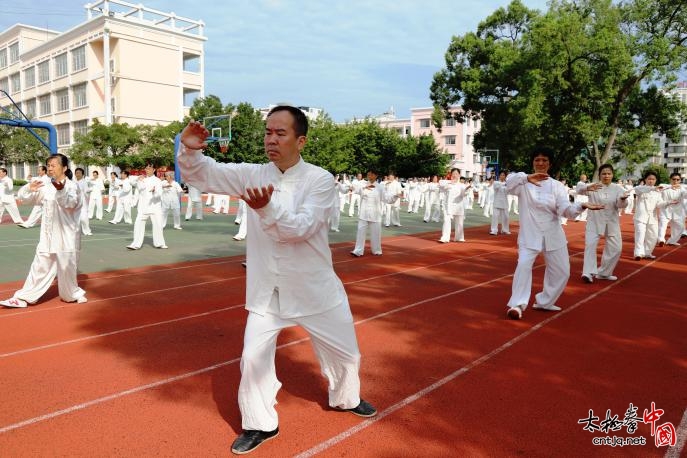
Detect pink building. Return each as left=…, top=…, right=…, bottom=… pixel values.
left=377, top=106, right=483, bottom=178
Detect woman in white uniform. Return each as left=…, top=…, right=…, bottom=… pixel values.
left=1, top=154, right=87, bottom=308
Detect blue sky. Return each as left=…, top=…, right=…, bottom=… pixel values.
left=1, top=0, right=550, bottom=121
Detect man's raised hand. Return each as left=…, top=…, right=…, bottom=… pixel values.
left=180, top=120, right=210, bottom=150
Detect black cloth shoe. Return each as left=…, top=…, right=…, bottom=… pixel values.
left=335, top=399, right=378, bottom=417
left=231, top=428, right=279, bottom=455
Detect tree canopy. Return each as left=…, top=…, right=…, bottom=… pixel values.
left=430, top=0, right=687, bottom=181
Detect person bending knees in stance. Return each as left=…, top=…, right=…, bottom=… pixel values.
left=178, top=106, right=377, bottom=455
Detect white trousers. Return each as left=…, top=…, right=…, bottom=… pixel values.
left=235, top=215, right=248, bottom=239
left=348, top=194, right=360, bottom=217
left=88, top=194, right=103, bottom=220
left=633, top=220, right=657, bottom=257
left=507, top=245, right=570, bottom=309
left=161, top=205, right=181, bottom=229
left=424, top=199, right=441, bottom=222
left=440, top=213, right=465, bottom=242
left=508, top=194, right=519, bottom=214
left=0, top=200, right=24, bottom=223
left=239, top=300, right=361, bottom=431
left=79, top=206, right=92, bottom=235
left=384, top=204, right=400, bottom=226
left=583, top=229, right=622, bottom=277
left=112, top=196, right=132, bottom=224
left=667, top=218, right=685, bottom=244
left=14, top=251, right=86, bottom=303
left=490, top=208, right=509, bottom=234
left=130, top=211, right=166, bottom=248
left=352, top=219, right=381, bottom=255
left=185, top=200, right=203, bottom=220
left=106, top=194, right=116, bottom=212
left=24, top=205, right=43, bottom=227
left=329, top=205, right=341, bottom=231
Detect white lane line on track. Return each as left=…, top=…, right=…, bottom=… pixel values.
left=0, top=247, right=643, bottom=436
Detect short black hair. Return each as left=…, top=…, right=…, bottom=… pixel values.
left=643, top=171, right=658, bottom=181
left=599, top=164, right=614, bottom=174
left=531, top=146, right=555, bottom=164
left=267, top=105, right=308, bottom=137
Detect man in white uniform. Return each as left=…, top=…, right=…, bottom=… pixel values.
left=87, top=170, right=105, bottom=220
left=0, top=167, right=25, bottom=224
left=1, top=154, right=87, bottom=308
left=178, top=106, right=377, bottom=455
left=18, top=166, right=51, bottom=228
left=347, top=173, right=363, bottom=217
left=490, top=171, right=510, bottom=235
left=438, top=168, right=471, bottom=242
left=505, top=147, right=602, bottom=320
left=126, top=164, right=167, bottom=250
left=74, top=168, right=93, bottom=236
left=185, top=184, right=204, bottom=220
left=351, top=170, right=401, bottom=256
left=384, top=174, right=403, bottom=227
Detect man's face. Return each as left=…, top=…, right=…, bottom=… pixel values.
left=46, top=158, right=65, bottom=178
left=145, top=165, right=155, bottom=177
left=600, top=169, right=613, bottom=184
left=366, top=171, right=378, bottom=182
left=0, top=170, right=6, bottom=179
left=645, top=175, right=657, bottom=186
left=75, top=170, right=84, bottom=180
left=532, top=155, right=550, bottom=174
left=264, top=110, right=305, bottom=171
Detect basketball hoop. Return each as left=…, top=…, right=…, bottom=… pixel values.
left=219, top=139, right=229, bottom=154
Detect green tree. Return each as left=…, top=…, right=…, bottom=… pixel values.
left=136, top=122, right=184, bottom=169
left=302, top=114, right=355, bottom=174
left=431, top=0, right=687, bottom=179
left=69, top=120, right=141, bottom=169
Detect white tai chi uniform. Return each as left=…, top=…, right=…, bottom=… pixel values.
left=439, top=180, right=470, bottom=242
left=21, top=174, right=51, bottom=227
left=106, top=177, right=119, bottom=212
left=128, top=174, right=166, bottom=249
left=185, top=184, right=203, bottom=220
left=87, top=176, right=105, bottom=220
left=233, top=199, right=248, bottom=241
left=482, top=182, right=494, bottom=218
left=74, top=177, right=93, bottom=235
left=505, top=172, right=584, bottom=311
left=212, top=194, right=231, bottom=214
left=632, top=186, right=665, bottom=258
left=0, top=174, right=24, bottom=224
left=574, top=180, right=589, bottom=221
left=110, top=177, right=133, bottom=224
left=490, top=180, right=510, bottom=235
left=161, top=179, right=183, bottom=229
left=423, top=181, right=441, bottom=222
left=660, top=186, right=687, bottom=245
left=352, top=181, right=399, bottom=256
left=577, top=182, right=628, bottom=278
left=384, top=178, right=403, bottom=227
left=178, top=144, right=364, bottom=432
left=11, top=178, right=86, bottom=304
left=347, top=178, right=363, bottom=217
left=330, top=181, right=348, bottom=232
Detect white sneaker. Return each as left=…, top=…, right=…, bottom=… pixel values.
left=533, top=303, right=562, bottom=311
left=1, top=298, right=28, bottom=308
left=157, top=245, right=168, bottom=249
left=76, top=296, right=88, bottom=303
left=126, top=245, right=139, bottom=250
left=581, top=274, right=593, bottom=284
left=596, top=274, right=618, bottom=281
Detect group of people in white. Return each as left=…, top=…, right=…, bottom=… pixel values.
left=1, top=151, right=686, bottom=323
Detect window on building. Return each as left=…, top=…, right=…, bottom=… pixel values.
left=0, top=48, right=7, bottom=68
left=420, top=118, right=431, bottom=128
left=466, top=117, right=471, bottom=127
left=39, top=95, right=51, bottom=115
left=38, top=60, right=50, bottom=84
left=73, top=83, right=87, bottom=108
left=54, top=53, right=68, bottom=78
left=445, top=135, right=456, bottom=145
left=23, top=66, right=36, bottom=88
left=466, top=134, right=471, bottom=145
left=55, top=89, right=69, bottom=112
left=9, top=43, right=19, bottom=63
left=71, top=46, right=86, bottom=72
left=73, top=120, right=88, bottom=138
left=183, top=53, right=201, bottom=73
left=0, top=77, right=8, bottom=93
left=57, top=123, right=71, bottom=146
left=183, top=88, right=200, bottom=107
left=25, top=98, right=36, bottom=118
left=10, top=73, right=20, bottom=93
left=445, top=118, right=455, bottom=127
